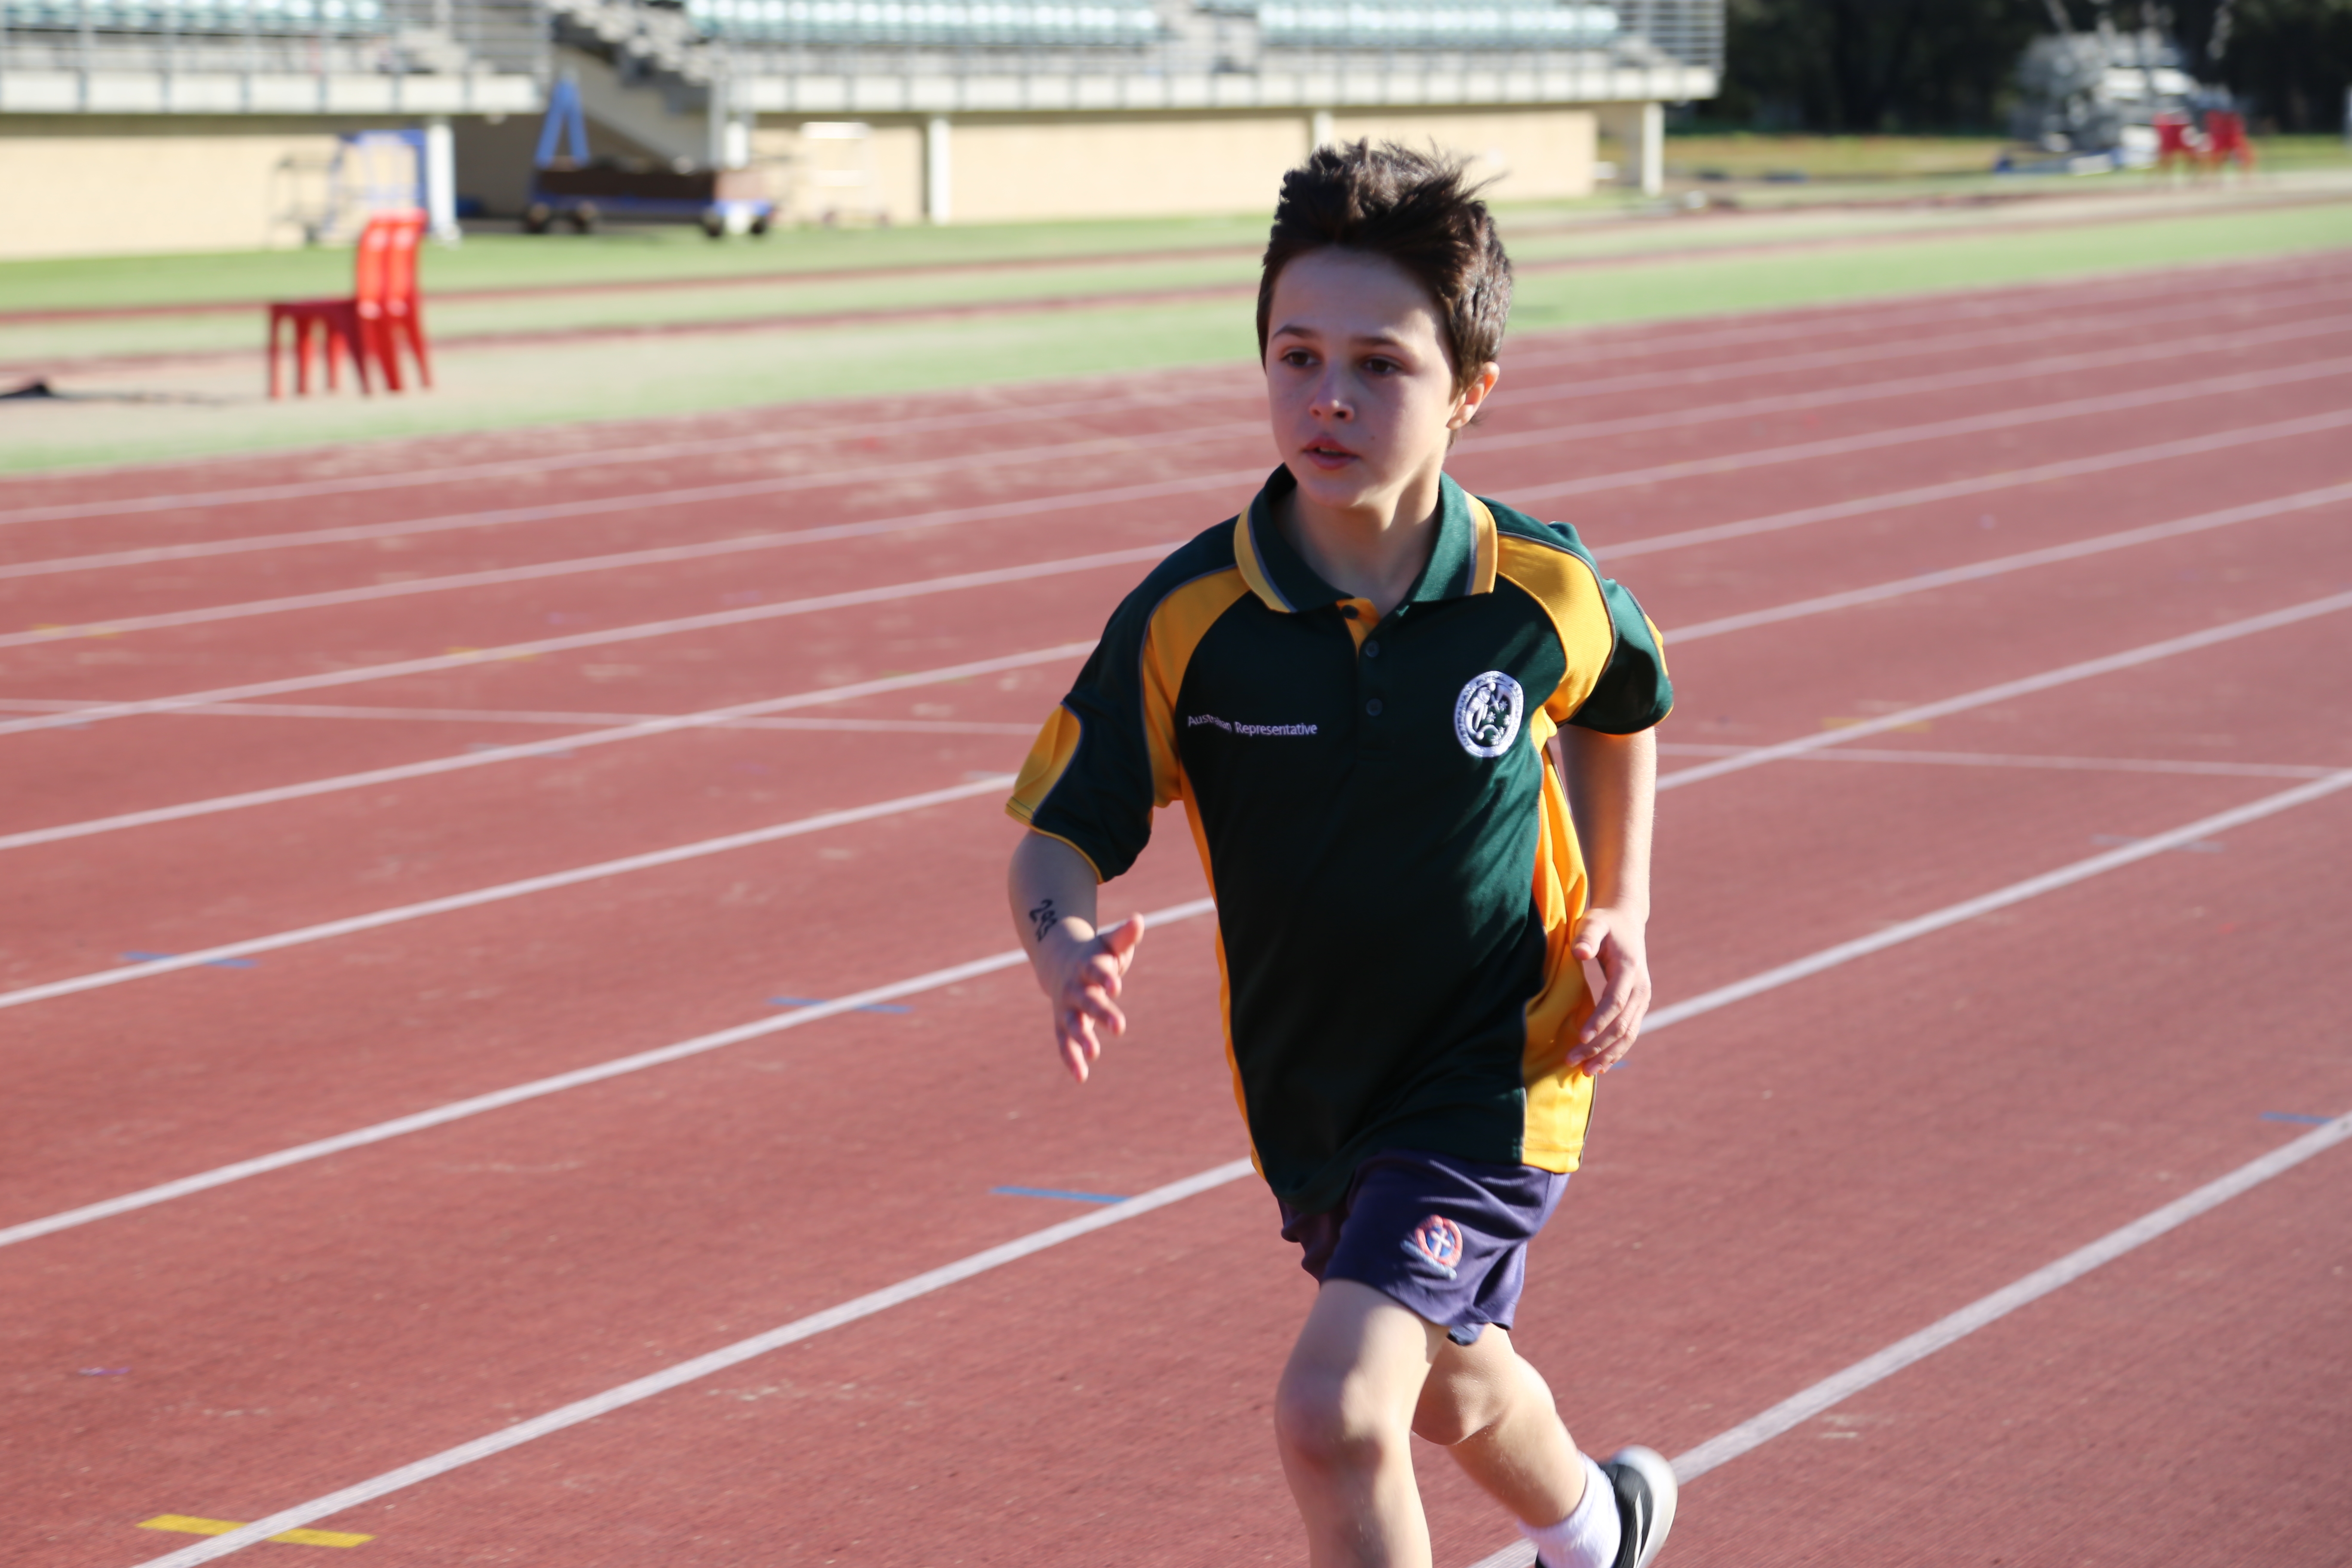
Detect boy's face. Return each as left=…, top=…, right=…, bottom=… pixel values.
left=1263, top=248, right=1495, bottom=521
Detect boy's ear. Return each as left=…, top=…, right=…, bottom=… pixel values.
left=1450, top=361, right=1502, bottom=429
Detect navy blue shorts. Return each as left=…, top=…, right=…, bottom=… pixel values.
left=1278, top=1150, right=1569, bottom=1346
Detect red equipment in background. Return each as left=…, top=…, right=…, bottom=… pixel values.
left=2201, top=109, right=2255, bottom=172
left=2152, top=109, right=2257, bottom=177
left=2153, top=111, right=2201, bottom=172
left=266, top=211, right=433, bottom=398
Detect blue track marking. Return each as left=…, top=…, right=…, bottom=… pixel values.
left=768, top=995, right=911, bottom=1014
left=2260, top=1111, right=2333, bottom=1126
left=991, top=1185, right=1130, bottom=1205
left=120, top=950, right=255, bottom=970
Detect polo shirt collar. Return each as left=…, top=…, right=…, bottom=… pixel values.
left=1234, top=466, right=1499, bottom=615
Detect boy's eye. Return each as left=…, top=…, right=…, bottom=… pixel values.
left=1362, top=357, right=1399, bottom=376
left=1280, top=348, right=1315, bottom=367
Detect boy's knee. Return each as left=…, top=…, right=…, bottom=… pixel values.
left=1411, top=1371, right=1507, bottom=1448
left=1412, top=1340, right=1535, bottom=1448
left=1274, top=1366, right=1408, bottom=1473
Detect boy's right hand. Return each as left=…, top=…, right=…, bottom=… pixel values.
left=1038, top=913, right=1148, bottom=1084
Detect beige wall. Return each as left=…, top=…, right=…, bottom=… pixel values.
left=946, top=112, right=1313, bottom=224
left=1328, top=108, right=1598, bottom=201
left=0, top=118, right=364, bottom=258
left=749, top=121, right=922, bottom=226
left=0, top=102, right=1600, bottom=257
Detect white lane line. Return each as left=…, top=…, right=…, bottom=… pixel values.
left=13, top=508, right=2340, bottom=862
left=1459, top=1107, right=2352, bottom=1568
left=0, top=400, right=1257, bottom=533
left=8, top=581, right=2342, bottom=1004
left=1498, top=253, right=2352, bottom=376
left=16, top=258, right=2333, bottom=531
left=0, top=447, right=1257, bottom=587
left=0, top=640, right=1093, bottom=853
left=1505, top=351, right=2352, bottom=505
left=1655, top=742, right=2340, bottom=783
left=1493, top=276, right=2352, bottom=389
left=110, top=778, right=2352, bottom=1565
left=0, top=775, right=1017, bottom=1012
left=16, top=315, right=2343, bottom=594
left=17, top=769, right=2347, bottom=1257
left=1642, top=772, right=2352, bottom=1035
left=1598, top=405, right=2352, bottom=562
left=0, top=546, right=1163, bottom=741
left=21, top=390, right=2349, bottom=656
left=121, top=1146, right=1258, bottom=1568
left=1660, top=480, right=2352, bottom=645
left=0, top=897, right=1222, bottom=1253
left=1654, top=589, right=2352, bottom=793
left=0, top=696, right=1040, bottom=735
left=1476, top=309, right=2352, bottom=451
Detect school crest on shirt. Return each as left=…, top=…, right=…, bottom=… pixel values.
left=1453, top=671, right=1524, bottom=759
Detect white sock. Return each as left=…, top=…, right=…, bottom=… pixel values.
left=1520, top=1455, right=1620, bottom=1568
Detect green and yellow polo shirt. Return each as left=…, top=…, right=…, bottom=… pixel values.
left=1008, top=467, right=1673, bottom=1214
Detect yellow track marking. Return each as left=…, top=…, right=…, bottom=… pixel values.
left=138, top=1515, right=373, bottom=1548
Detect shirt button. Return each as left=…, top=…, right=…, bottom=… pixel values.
left=1363, top=640, right=1381, bottom=658
left=1339, top=604, right=1358, bottom=619
left=1365, top=698, right=1384, bottom=717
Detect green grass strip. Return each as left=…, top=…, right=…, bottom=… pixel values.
left=4, top=196, right=2346, bottom=476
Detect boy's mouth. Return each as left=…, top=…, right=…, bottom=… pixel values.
left=1299, top=439, right=1359, bottom=470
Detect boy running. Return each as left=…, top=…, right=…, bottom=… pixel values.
left=1004, top=142, right=1676, bottom=1568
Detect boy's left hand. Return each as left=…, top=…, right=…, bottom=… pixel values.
left=1567, top=906, right=1651, bottom=1077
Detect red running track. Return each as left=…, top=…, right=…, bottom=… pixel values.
left=2, top=250, right=2349, bottom=1568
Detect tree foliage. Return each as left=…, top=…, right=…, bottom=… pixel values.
left=1712, top=0, right=2352, bottom=133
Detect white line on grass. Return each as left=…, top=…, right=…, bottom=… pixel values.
left=15, top=770, right=2346, bottom=1260
left=112, top=816, right=2352, bottom=1564
left=0, top=547, right=1165, bottom=741
left=0, top=775, right=1016, bottom=1011
left=15, top=259, right=2335, bottom=531
left=0, top=898, right=1222, bottom=1253
left=1457, top=1106, right=2352, bottom=1568
left=0, top=641, right=1096, bottom=853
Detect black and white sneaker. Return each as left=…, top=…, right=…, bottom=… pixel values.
left=1602, top=1446, right=1677, bottom=1568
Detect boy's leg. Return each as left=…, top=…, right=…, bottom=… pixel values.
left=1409, top=1325, right=1583, bottom=1527
left=1275, top=1278, right=1447, bottom=1568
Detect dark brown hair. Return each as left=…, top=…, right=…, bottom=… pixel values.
left=1256, top=140, right=1513, bottom=396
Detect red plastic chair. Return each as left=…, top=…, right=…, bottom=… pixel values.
left=267, top=211, right=433, bottom=398
left=2202, top=109, right=2255, bottom=172
left=2153, top=111, right=2202, bottom=174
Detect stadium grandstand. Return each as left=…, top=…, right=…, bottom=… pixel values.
left=0, top=0, right=1718, bottom=255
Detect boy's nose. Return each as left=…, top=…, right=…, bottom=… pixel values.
left=1311, top=387, right=1353, bottom=420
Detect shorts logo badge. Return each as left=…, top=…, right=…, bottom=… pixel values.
left=1454, top=671, right=1524, bottom=758
left=1408, top=1215, right=1464, bottom=1279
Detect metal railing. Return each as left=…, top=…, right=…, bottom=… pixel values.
left=0, top=0, right=548, bottom=87
left=680, top=0, right=1720, bottom=89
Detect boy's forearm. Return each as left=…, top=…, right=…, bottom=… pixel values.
left=1007, top=830, right=1102, bottom=981
left=1556, top=727, right=1655, bottom=916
